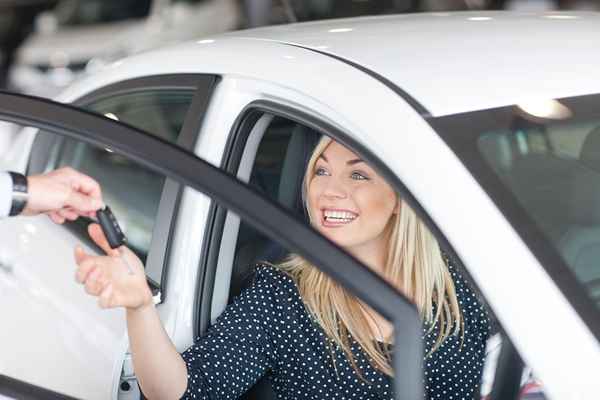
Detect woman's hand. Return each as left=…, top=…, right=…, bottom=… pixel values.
left=74, top=223, right=153, bottom=310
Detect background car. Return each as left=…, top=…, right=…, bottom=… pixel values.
left=7, top=0, right=241, bottom=98
left=1, top=12, right=599, bottom=400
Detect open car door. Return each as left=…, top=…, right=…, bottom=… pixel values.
left=0, top=92, right=422, bottom=400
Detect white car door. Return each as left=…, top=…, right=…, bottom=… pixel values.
left=0, top=75, right=217, bottom=400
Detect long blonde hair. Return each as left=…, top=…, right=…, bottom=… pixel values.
left=277, top=136, right=462, bottom=377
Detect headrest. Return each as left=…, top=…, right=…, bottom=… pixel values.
left=277, top=125, right=320, bottom=219
left=580, top=126, right=600, bottom=171
left=571, top=126, right=600, bottom=225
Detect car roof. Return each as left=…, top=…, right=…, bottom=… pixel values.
left=65, top=11, right=600, bottom=117
left=225, top=11, right=600, bottom=116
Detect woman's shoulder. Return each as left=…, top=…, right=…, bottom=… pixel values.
left=442, top=253, right=491, bottom=329
left=251, top=262, right=296, bottom=284
left=239, top=262, right=302, bottom=300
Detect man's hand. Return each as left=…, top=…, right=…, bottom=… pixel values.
left=23, top=167, right=103, bottom=223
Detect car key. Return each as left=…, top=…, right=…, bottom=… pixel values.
left=96, top=205, right=126, bottom=249
left=96, top=206, right=134, bottom=274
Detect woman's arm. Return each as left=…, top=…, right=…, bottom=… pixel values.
left=74, top=223, right=188, bottom=399
left=127, top=303, right=188, bottom=399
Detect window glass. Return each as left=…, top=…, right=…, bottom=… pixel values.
left=477, top=111, right=600, bottom=310
left=433, top=96, right=600, bottom=335
left=53, top=90, right=194, bottom=262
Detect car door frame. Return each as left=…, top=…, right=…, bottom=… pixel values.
left=0, top=92, right=423, bottom=400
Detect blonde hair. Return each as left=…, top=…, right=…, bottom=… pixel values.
left=277, top=136, right=462, bottom=377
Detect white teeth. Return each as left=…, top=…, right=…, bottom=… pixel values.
left=323, top=209, right=357, bottom=222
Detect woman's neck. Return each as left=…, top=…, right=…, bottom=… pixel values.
left=345, top=233, right=390, bottom=276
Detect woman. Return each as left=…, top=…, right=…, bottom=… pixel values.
left=74, top=137, right=490, bottom=399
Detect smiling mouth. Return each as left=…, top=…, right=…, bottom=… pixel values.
left=322, top=209, right=358, bottom=226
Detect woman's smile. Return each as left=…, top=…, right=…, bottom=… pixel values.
left=321, top=208, right=359, bottom=227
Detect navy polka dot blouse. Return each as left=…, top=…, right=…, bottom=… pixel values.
left=181, top=259, right=490, bottom=399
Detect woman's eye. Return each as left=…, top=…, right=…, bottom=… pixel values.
left=315, top=167, right=329, bottom=176
left=351, top=171, right=369, bottom=181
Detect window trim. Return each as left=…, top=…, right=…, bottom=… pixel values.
left=26, top=74, right=219, bottom=297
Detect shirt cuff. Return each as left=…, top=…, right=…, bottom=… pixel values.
left=0, top=172, right=13, bottom=218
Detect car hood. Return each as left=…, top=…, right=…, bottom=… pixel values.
left=16, top=20, right=146, bottom=66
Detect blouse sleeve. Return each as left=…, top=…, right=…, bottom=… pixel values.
left=180, top=266, right=281, bottom=400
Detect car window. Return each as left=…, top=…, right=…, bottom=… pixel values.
left=477, top=103, right=600, bottom=310
left=30, top=89, right=195, bottom=263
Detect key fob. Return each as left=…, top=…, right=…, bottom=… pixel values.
left=96, top=206, right=127, bottom=249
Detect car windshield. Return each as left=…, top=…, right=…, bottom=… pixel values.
left=55, top=0, right=152, bottom=26
left=432, top=94, right=600, bottom=337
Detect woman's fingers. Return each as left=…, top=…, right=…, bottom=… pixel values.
left=75, top=257, right=97, bottom=284
left=88, top=223, right=119, bottom=256
left=74, top=245, right=91, bottom=265
left=99, top=283, right=114, bottom=309
left=84, top=268, right=105, bottom=296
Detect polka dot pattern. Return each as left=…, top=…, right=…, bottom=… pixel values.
left=181, top=260, right=490, bottom=399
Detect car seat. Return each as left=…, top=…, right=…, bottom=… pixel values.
left=230, top=123, right=320, bottom=299
left=234, top=124, right=320, bottom=400
left=506, top=152, right=577, bottom=243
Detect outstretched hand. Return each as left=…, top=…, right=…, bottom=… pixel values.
left=74, top=223, right=153, bottom=310
left=23, top=167, right=103, bottom=223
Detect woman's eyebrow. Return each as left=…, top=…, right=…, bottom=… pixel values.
left=319, top=154, right=328, bottom=162
left=347, top=158, right=364, bottom=165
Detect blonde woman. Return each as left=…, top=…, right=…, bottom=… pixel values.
left=74, top=137, right=490, bottom=399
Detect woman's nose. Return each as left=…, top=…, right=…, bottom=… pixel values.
left=322, top=178, right=348, bottom=199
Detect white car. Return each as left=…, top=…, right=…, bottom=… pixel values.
left=8, top=0, right=241, bottom=98
left=0, top=11, right=599, bottom=400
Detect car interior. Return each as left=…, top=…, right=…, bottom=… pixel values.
left=478, top=118, right=600, bottom=307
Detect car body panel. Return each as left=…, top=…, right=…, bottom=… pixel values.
left=222, top=11, right=600, bottom=117
left=0, top=215, right=127, bottom=400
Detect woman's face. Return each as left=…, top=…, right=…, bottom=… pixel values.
left=307, top=141, right=398, bottom=254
